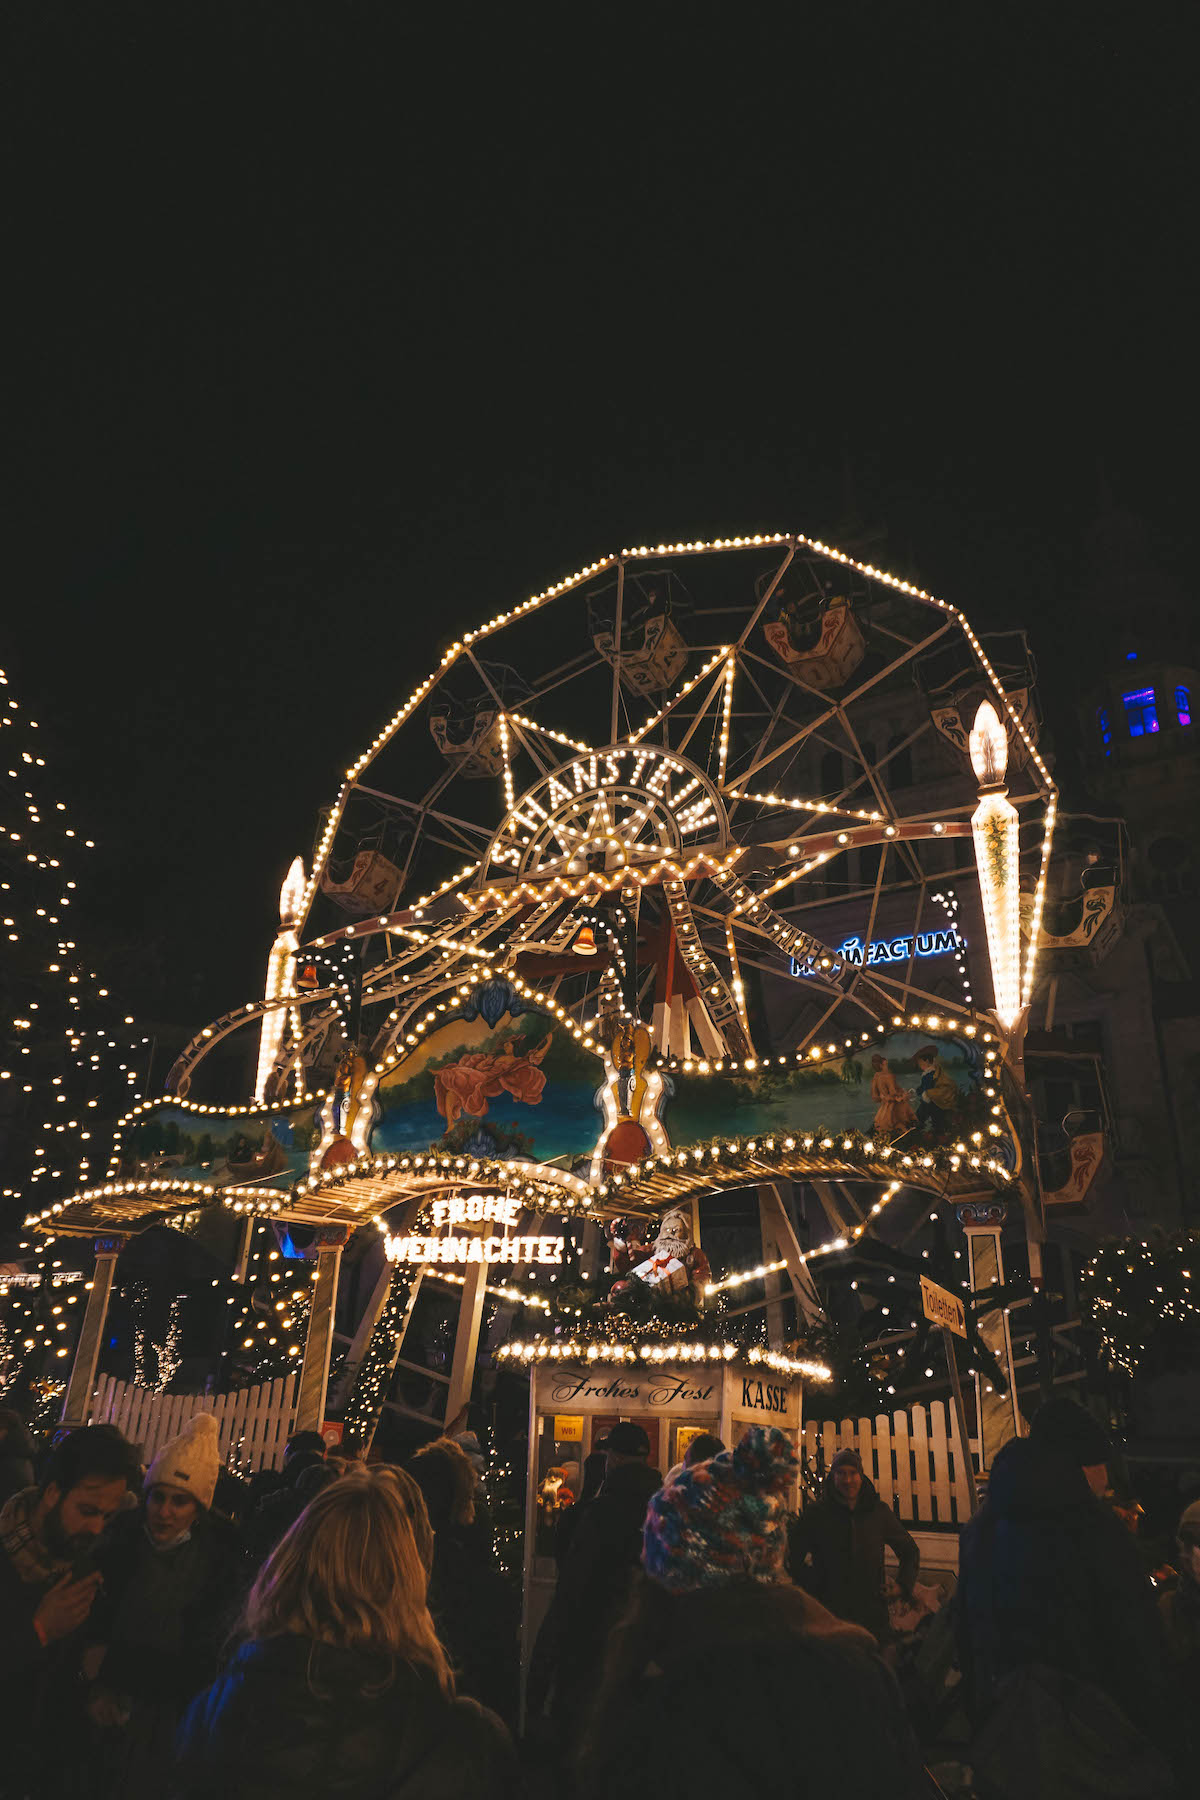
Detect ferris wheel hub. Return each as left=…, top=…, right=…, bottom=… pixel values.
left=481, top=742, right=730, bottom=888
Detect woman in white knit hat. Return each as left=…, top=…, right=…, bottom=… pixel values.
left=83, top=1412, right=241, bottom=1800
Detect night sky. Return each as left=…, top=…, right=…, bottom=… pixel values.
left=7, top=8, right=1195, bottom=1056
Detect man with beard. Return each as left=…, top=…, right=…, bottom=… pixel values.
left=0, top=1425, right=139, bottom=1798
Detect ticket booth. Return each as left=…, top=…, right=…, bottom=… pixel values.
left=521, top=1353, right=804, bottom=1678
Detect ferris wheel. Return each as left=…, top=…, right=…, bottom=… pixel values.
left=169, top=533, right=1056, bottom=1145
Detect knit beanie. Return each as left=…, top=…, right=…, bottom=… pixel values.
left=145, top=1412, right=220, bottom=1510
left=830, top=1447, right=864, bottom=1474
left=642, top=1425, right=798, bottom=1592
left=1029, top=1397, right=1112, bottom=1466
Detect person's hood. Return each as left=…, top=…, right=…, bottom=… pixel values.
left=282, top=1449, right=327, bottom=1487
left=983, top=1435, right=1094, bottom=1521
left=452, top=1431, right=486, bottom=1471
left=821, top=1469, right=883, bottom=1511
left=232, top=1634, right=425, bottom=1696
left=203, top=1635, right=446, bottom=1783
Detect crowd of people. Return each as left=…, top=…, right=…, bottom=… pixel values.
left=0, top=1397, right=1195, bottom=1799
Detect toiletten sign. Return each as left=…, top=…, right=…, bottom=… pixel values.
left=920, top=1274, right=967, bottom=1338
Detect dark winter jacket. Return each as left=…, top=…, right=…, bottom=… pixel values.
left=787, top=1471, right=919, bottom=1640
left=550, top=1459, right=662, bottom=1726
left=0, top=1519, right=89, bottom=1798
left=89, top=1506, right=244, bottom=1709
left=956, top=1437, right=1169, bottom=1739
left=172, top=1634, right=517, bottom=1800
left=1160, top=1570, right=1200, bottom=1774
left=577, top=1578, right=929, bottom=1800
left=424, top=1521, right=519, bottom=1726
left=240, top=1458, right=334, bottom=1575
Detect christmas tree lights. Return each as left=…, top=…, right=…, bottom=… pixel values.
left=0, top=667, right=144, bottom=1224
left=222, top=1222, right=317, bottom=1382
left=0, top=1236, right=86, bottom=1407
left=1079, top=1234, right=1198, bottom=1377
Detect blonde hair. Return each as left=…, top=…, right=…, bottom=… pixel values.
left=242, top=1469, right=453, bottom=1695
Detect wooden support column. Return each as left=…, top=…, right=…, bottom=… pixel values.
left=958, top=1200, right=1024, bottom=1470
left=61, top=1236, right=125, bottom=1428
left=757, top=1186, right=787, bottom=1348
left=759, top=1183, right=826, bottom=1328
left=327, top=1254, right=395, bottom=1413
left=232, top=1215, right=255, bottom=1283
left=358, top=1268, right=426, bottom=1452
left=443, top=1258, right=487, bottom=1427
left=295, top=1226, right=349, bottom=1434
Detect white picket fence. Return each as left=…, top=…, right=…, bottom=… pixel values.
left=804, top=1401, right=974, bottom=1526
left=90, top=1372, right=298, bottom=1473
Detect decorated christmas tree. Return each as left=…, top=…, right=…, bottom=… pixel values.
left=0, top=665, right=145, bottom=1231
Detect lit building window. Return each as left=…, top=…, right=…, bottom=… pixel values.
left=1098, top=708, right=1112, bottom=754
left=1177, top=686, right=1191, bottom=727
left=1122, top=687, right=1159, bottom=737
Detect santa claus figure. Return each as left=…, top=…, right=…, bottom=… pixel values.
left=610, top=1206, right=711, bottom=1308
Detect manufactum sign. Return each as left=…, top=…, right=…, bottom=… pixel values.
left=791, top=926, right=964, bottom=976
left=383, top=1191, right=566, bottom=1267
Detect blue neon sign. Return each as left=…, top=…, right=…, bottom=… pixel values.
left=790, top=926, right=965, bottom=977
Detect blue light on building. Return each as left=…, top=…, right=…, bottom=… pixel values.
left=1122, top=687, right=1160, bottom=737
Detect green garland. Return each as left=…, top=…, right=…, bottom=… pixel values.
left=341, top=1262, right=422, bottom=1444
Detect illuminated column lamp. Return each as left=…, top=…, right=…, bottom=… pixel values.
left=969, top=703, right=1021, bottom=1029
left=254, top=856, right=306, bottom=1103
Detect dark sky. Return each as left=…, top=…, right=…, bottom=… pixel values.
left=6, top=6, right=1196, bottom=1047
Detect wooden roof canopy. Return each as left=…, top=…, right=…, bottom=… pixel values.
left=33, top=1128, right=1010, bottom=1239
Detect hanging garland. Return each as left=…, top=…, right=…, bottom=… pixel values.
left=341, top=1262, right=422, bottom=1445
left=482, top=1435, right=526, bottom=1591
left=129, top=1289, right=183, bottom=1392
left=1079, top=1233, right=1198, bottom=1377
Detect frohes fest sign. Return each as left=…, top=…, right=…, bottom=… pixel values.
left=539, top=1362, right=802, bottom=1427
left=383, top=1192, right=566, bottom=1268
